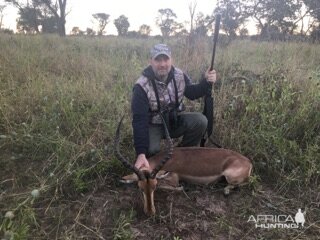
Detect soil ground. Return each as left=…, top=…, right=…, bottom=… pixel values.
left=34, top=176, right=319, bottom=240
left=1, top=152, right=319, bottom=239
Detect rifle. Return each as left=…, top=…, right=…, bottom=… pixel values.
left=200, top=14, right=221, bottom=148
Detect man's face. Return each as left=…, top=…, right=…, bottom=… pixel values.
left=150, top=55, right=172, bottom=78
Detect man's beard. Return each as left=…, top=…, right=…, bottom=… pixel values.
left=155, top=69, right=169, bottom=82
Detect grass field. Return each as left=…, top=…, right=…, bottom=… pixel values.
left=0, top=34, right=319, bottom=239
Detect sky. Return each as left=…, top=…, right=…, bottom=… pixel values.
left=0, top=0, right=218, bottom=35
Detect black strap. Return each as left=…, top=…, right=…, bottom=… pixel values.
left=149, top=74, right=179, bottom=113
left=172, top=75, right=179, bottom=109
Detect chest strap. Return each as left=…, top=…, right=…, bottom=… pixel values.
left=149, top=76, right=179, bottom=112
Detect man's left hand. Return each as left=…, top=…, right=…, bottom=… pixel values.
left=205, top=68, right=217, bottom=84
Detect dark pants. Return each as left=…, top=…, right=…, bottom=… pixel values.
left=147, top=112, right=208, bottom=156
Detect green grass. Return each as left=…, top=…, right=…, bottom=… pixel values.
left=112, top=210, right=135, bottom=240
left=0, top=33, right=319, bottom=238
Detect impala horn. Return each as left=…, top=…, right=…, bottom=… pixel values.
left=150, top=113, right=173, bottom=178
left=114, top=116, right=146, bottom=181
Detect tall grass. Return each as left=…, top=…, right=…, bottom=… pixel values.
left=0, top=34, right=319, bottom=238
left=213, top=40, right=320, bottom=184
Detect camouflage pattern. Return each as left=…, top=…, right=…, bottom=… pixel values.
left=136, top=67, right=185, bottom=124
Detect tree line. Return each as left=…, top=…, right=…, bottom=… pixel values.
left=0, top=0, right=320, bottom=41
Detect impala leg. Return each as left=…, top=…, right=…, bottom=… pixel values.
left=157, top=173, right=183, bottom=191
left=223, top=184, right=236, bottom=195
left=223, top=163, right=251, bottom=195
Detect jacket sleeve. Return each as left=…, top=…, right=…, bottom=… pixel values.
left=131, top=84, right=150, bottom=156
left=183, top=73, right=211, bottom=100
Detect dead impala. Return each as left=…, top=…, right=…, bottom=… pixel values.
left=114, top=117, right=252, bottom=216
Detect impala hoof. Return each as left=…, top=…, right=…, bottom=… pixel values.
left=119, top=179, right=135, bottom=184
left=223, top=184, right=236, bottom=196
left=223, top=188, right=230, bottom=196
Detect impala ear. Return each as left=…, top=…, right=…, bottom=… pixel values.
left=120, top=173, right=139, bottom=184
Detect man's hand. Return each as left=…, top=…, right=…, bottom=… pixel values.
left=205, top=68, right=217, bottom=84
left=134, top=154, right=150, bottom=170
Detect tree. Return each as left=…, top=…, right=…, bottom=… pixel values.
left=239, top=28, right=249, bottom=37
left=16, top=5, right=42, bottom=33
left=0, top=5, right=6, bottom=29
left=303, top=0, right=320, bottom=20
left=114, top=15, right=130, bottom=36
left=215, top=0, right=247, bottom=39
left=5, top=1, right=40, bottom=33
left=244, top=0, right=302, bottom=39
left=70, top=26, right=84, bottom=35
left=188, top=2, right=216, bottom=37
left=156, top=8, right=178, bottom=37
left=171, top=22, right=187, bottom=36
left=310, top=25, right=320, bottom=42
left=127, top=30, right=139, bottom=38
left=41, top=0, right=67, bottom=36
left=304, top=0, right=320, bottom=41
left=42, top=16, right=58, bottom=33
left=193, top=12, right=214, bottom=36
left=291, top=0, right=313, bottom=35
left=86, top=27, right=95, bottom=36
left=138, top=24, right=151, bottom=36
left=92, top=13, right=110, bottom=35
left=189, top=1, right=197, bottom=34
left=5, top=0, right=67, bottom=36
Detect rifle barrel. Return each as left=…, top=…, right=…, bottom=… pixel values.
left=210, top=14, right=221, bottom=71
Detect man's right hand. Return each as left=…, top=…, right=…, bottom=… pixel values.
left=134, top=154, right=150, bottom=170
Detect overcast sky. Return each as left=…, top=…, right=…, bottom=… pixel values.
left=0, top=0, right=218, bottom=35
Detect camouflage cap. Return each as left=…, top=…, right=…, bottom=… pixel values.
left=150, top=43, right=171, bottom=59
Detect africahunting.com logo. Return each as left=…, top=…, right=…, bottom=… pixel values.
left=247, top=209, right=306, bottom=229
